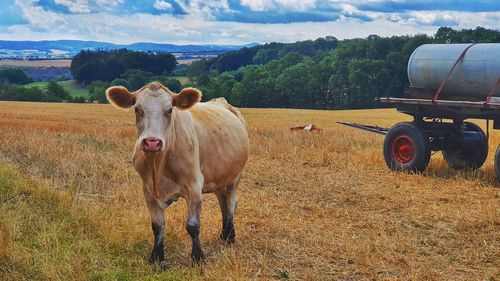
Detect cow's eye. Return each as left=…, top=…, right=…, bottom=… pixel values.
left=135, top=107, right=143, bottom=115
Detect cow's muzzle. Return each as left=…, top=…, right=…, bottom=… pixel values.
left=142, top=138, right=162, bottom=152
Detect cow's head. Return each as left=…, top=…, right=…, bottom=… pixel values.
left=106, top=82, right=201, bottom=153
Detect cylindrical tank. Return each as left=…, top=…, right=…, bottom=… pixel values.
left=407, top=43, right=500, bottom=98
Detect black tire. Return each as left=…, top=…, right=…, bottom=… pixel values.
left=442, top=122, right=488, bottom=170
left=495, top=145, right=500, bottom=181
left=383, top=122, right=431, bottom=172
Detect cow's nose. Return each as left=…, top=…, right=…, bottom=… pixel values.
left=143, top=138, right=162, bottom=152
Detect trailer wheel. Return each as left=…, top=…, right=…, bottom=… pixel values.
left=383, top=122, right=431, bottom=172
left=442, top=122, right=488, bottom=170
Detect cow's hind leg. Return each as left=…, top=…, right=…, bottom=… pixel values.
left=216, top=177, right=239, bottom=244
left=143, top=186, right=165, bottom=264
left=186, top=190, right=204, bottom=264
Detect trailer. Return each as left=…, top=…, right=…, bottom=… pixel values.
left=339, top=43, right=500, bottom=178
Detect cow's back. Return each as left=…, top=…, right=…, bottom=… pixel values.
left=207, top=97, right=247, bottom=128
left=189, top=99, right=249, bottom=189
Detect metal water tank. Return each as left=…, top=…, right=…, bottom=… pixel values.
left=407, top=43, right=500, bottom=98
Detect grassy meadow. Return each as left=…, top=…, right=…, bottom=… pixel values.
left=0, top=102, right=498, bottom=280
left=25, top=80, right=90, bottom=98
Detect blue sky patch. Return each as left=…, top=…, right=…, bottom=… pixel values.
left=359, top=0, right=500, bottom=13
left=0, top=0, right=28, bottom=26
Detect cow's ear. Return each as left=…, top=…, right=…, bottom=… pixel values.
left=173, top=87, right=202, bottom=110
left=106, top=86, right=136, bottom=109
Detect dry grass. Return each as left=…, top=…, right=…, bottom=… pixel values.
left=0, top=60, right=72, bottom=68
left=0, top=102, right=498, bottom=280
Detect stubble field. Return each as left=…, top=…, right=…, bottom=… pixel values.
left=0, top=101, right=498, bottom=280
left=0, top=60, right=72, bottom=68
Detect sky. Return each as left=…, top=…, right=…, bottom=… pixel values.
left=0, top=0, right=498, bottom=44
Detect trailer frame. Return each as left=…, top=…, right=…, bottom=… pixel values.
left=339, top=43, right=500, bottom=177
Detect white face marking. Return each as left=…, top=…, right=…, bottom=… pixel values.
left=134, top=89, right=174, bottom=151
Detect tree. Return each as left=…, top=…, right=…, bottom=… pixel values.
left=347, top=59, right=391, bottom=108
left=201, top=72, right=237, bottom=102
left=275, top=60, right=320, bottom=108
left=0, top=82, right=18, bottom=101
left=162, top=78, right=182, bottom=93
left=232, top=66, right=276, bottom=107
left=16, top=87, right=45, bottom=102
left=0, top=68, right=32, bottom=85
left=401, top=34, right=432, bottom=57
left=252, top=49, right=277, bottom=65
left=46, top=81, right=70, bottom=102
left=316, top=54, right=335, bottom=109
left=191, top=37, right=340, bottom=76
left=72, top=96, right=86, bottom=103
left=89, top=81, right=110, bottom=103
left=187, top=60, right=209, bottom=77
left=121, top=69, right=153, bottom=91
left=71, top=49, right=177, bottom=84
left=110, top=78, right=130, bottom=88
left=152, top=76, right=182, bottom=92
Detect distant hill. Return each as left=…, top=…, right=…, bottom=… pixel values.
left=0, top=40, right=259, bottom=59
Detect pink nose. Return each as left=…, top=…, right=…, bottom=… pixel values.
left=143, top=138, right=162, bottom=152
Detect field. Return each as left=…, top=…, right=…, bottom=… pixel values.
left=0, top=60, right=72, bottom=68
left=24, top=78, right=190, bottom=99
left=25, top=80, right=89, bottom=98
left=0, top=58, right=198, bottom=67
left=0, top=102, right=498, bottom=280
left=175, top=76, right=190, bottom=85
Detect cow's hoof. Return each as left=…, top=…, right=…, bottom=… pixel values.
left=219, top=232, right=236, bottom=244
left=191, top=248, right=205, bottom=265
left=148, top=252, right=165, bottom=264
left=220, top=229, right=235, bottom=244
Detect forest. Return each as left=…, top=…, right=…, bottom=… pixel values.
left=70, top=49, right=177, bottom=85
left=189, top=27, right=500, bottom=109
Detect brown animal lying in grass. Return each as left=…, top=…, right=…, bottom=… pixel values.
left=106, top=82, right=249, bottom=264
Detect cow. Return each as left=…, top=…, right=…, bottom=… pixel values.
left=106, top=82, right=249, bottom=264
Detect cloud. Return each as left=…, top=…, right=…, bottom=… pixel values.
left=240, top=0, right=317, bottom=12
left=0, top=0, right=498, bottom=44
left=95, top=0, right=122, bottom=5
left=53, top=0, right=91, bottom=13
left=409, top=11, right=459, bottom=26
left=154, top=0, right=172, bottom=10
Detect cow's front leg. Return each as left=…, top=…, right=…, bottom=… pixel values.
left=186, top=191, right=204, bottom=264
left=144, top=187, right=165, bottom=264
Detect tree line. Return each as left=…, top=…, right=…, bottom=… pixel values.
left=87, top=69, right=182, bottom=103
left=0, top=68, right=83, bottom=102
left=71, top=49, right=177, bottom=85
left=0, top=68, right=33, bottom=85
left=188, top=27, right=500, bottom=109
left=0, top=80, right=83, bottom=103
left=188, top=36, right=339, bottom=77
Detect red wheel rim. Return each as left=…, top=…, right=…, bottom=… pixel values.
left=392, top=135, right=415, bottom=164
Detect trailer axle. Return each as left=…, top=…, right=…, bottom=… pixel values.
left=336, top=121, right=389, bottom=135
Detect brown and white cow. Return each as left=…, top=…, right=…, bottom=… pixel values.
left=106, top=82, right=249, bottom=264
